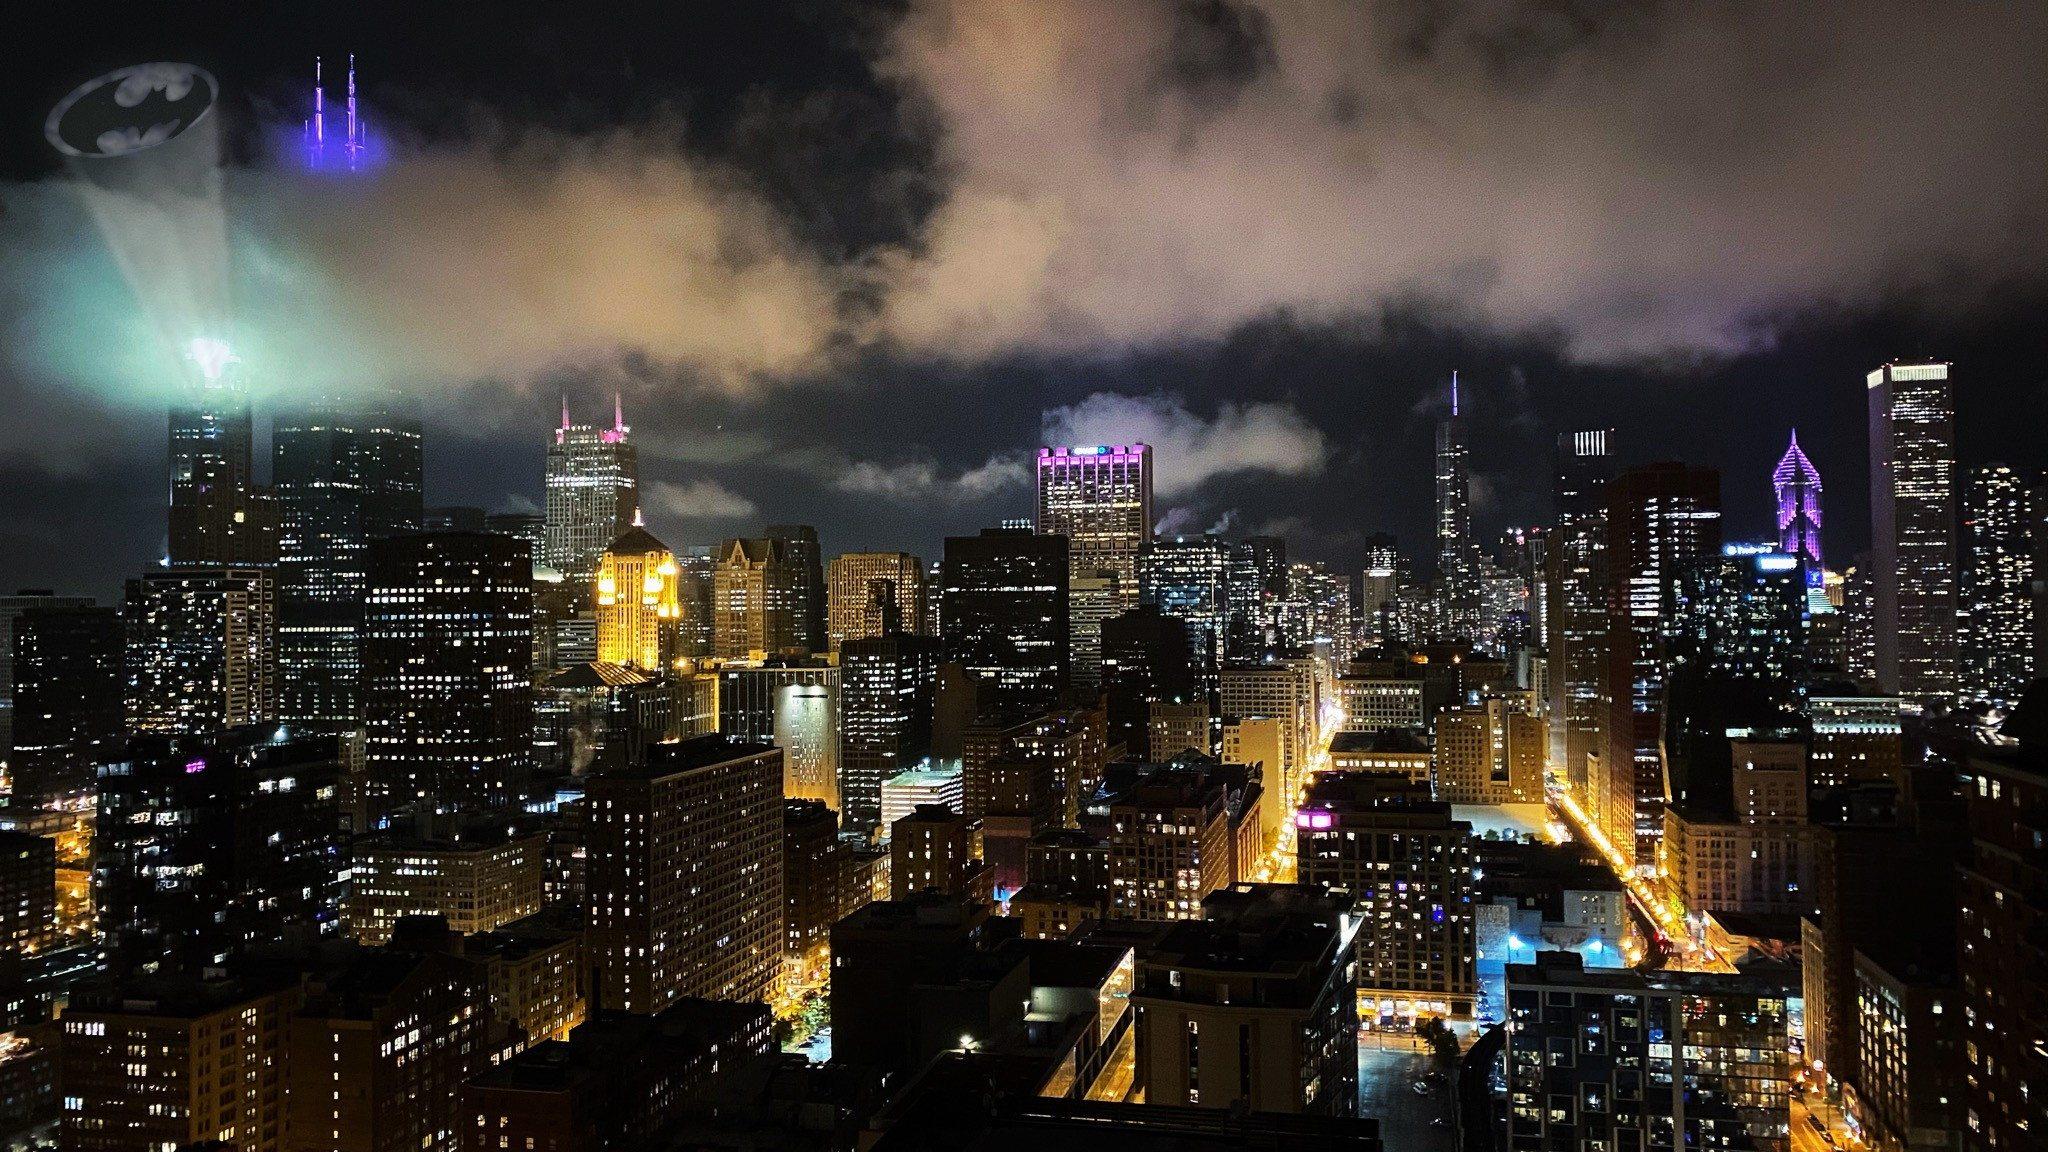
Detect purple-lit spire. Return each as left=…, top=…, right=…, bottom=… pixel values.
left=1773, top=430, right=1823, bottom=567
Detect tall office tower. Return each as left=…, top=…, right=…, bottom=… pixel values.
left=1601, top=464, right=1721, bottom=867
left=1546, top=429, right=1617, bottom=804
left=0, top=590, right=91, bottom=757
left=1957, top=742, right=2048, bottom=1152
left=674, top=546, right=716, bottom=658
left=1298, top=772, right=1478, bottom=1020
left=124, top=568, right=277, bottom=736
left=1667, top=546, right=1811, bottom=684
left=1140, top=535, right=1231, bottom=704
left=362, top=532, right=533, bottom=817
left=1356, top=534, right=1401, bottom=647
left=1100, top=606, right=1194, bottom=759
left=827, top=551, right=926, bottom=652
left=95, top=725, right=344, bottom=971
left=1224, top=536, right=1287, bottom=661
left=1068, top=567, right=1124, bottom=693
left=61, top=972, right=299, bottom=1152
left=717, top=659, right=841, bottom=807
left=1497, top=526, right=1549, bottom=651
left=1035, top=442, right=1152, bottom=630
left=763, top=525, right=827, bottom=653
left=167, top=352, right=278, bottom=567
left=594, top=520, right=680, bottom=671
left=712, top=537, right=808, bottom=658
left=1843, top=555, right=1879, bottom=684
left=1434, top=372, right=1483, bottom=640
left=584, top=735, right=784, bottom=1013
left=841, top=634, right=940, bottom=836
left=1773, top=431, right=1824, bottom=568
left=272, top=395, right=424, bottom=728
left=8, top=604, right=122, bottom=810
left=543, top=394, right=638, bottom=584
left=1867, top=362, right=1959, bottom=711
left=1131, top=886, right=1360, bottom=1116
left=1960, top=464, right=2033, bottom=706
left=940, top=528, right=1069, bottom=718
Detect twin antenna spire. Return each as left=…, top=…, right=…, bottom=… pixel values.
left=559, top=392, right=630, bottom=436
left=305, top=54, right=366, bottom=170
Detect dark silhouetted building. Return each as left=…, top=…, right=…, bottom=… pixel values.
left=1131, top=885, right=1359, bottom=1116
left=942, top=528, right=1069, bottom=717
left=1866, top=362, right=1959, bottom=711
left=362, top=532, right=533, bottom=817
left=584, top=736, right=783, bottom=1013
left=272, top=395, right=424, bottom=729
left=93, top=725, right=343, bottom=971
left=124, top=568, right=276, bottom=737
left=7, top=603, right=122, bottom=809
left=840, top=632, right=940, bottom=837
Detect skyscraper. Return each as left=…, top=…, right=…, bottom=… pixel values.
left=1356, top=534, right=1401, bottom=648
left=1224, top=536, right=1287, bottom=661
left=1546, top=429, right=1617, bottom=804
left=1866, top=361, right=1959, bottom=711
left=940, top=528, right=1069, bottom=718
left=1100, top=606, right=1194, bottom=759
left=1961, top=464, right=2033, bottom=706
left=764, top=524, right=827, bottom=654
left=543, top=395, right=638, bottom=583
left=0, top=589, right=91, bottom=755
left=1036, top=444, right=1152, bottom=681
left=716, top=659, right=840, bottom=807
left=166, top=346, right=277, bottom=567
left=124, top=568, right=277, bottom=737
left=584, top=735, right=783, bottom=1013
left=1434, top=372, right=1481, bottom=639
left=272, top=395, right=424, bottom=728
left=1140, top=534, right=1231, bottom=704
left=826, top=551, right=927, bottom=652
left=1602, top=463, right=1721, bottom=866
left=1772, top=430, right=1823, bottom=568
left=362, top=532, right=533, bottom=817
left=712, top=537, right=809, bottom=658
left=594, top=519, right=680, bottom=671
left=7, top=603, right=123, bottom=809
left=840, top=634, right=940, bottom=837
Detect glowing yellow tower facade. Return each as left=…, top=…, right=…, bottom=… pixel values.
left=595, top=519, right=680, bottom=670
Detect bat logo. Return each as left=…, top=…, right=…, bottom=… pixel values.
left=45, top=62, right=219, bottom=159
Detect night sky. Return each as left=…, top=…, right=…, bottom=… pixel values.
left=3, top=2, right=2046, bottom=601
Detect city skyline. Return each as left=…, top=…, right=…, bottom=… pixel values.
left=3, top=6, right=2047, bottom=597
left=1, top=8, right=2046, bottom=1152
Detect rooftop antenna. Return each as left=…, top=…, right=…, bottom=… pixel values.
left=344, top=54, right=360, bottom=169
left=613, top=391, right=626, bottom=434
left=1450, top=369, right=1460, bottom=417
left=306, top=56, right=325, bottom=163
left=561, top=394, right=571, bottom=430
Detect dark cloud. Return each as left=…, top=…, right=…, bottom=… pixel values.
left=3, top=1, right=2047, bottom=601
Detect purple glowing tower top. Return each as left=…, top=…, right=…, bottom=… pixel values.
left=1773, top=430, right=1823, bottom=567
left=304, top=55, right=371, bottom=171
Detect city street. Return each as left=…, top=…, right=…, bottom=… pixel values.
left=1359, top=1043, right=1457, bottom=1152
